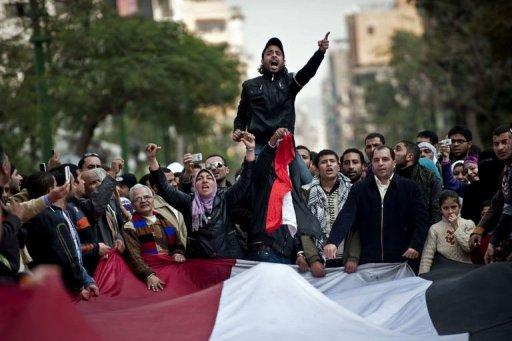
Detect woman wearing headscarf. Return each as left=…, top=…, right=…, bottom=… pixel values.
left=145, top=134, right=255, bottom=259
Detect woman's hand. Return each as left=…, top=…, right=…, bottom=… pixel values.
left=145, top=143, right=161, bottom=171
left=146, top=274, right=165, bottom=292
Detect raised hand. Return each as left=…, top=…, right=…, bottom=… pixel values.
left=47, top=180, right=71, bottom=203
left=107, top=158, right=125, bottom=178
left=232, top=129, right=244, bottom=142
left=47, top=150, right=61, bottom=171
left=318, top=32, right=330, bottom=52
left=182, top=153, right=194, bottom=178
left=269, top=128, right=289, bottom=147
left=439, top=143, right=450, bottom=162
left=145, top=143, right=161, bottom=171
left=145, top=143, right=161, bottom=159
left=241, top=132, right=255, bottom=149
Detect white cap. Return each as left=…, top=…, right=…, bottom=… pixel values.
left=167, top=162, right=184, bottom=173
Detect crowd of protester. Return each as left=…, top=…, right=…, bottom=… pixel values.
left=1, top=122, right=511, bottom=297
left=1, top=35, right=511, bottom=300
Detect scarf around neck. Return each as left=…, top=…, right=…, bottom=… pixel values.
left=191, top=169, right=218, bottom=231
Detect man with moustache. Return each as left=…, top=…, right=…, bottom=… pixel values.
left=324, top=146, right=429, bottom=273
left=341, top=148, right=365, bottom=183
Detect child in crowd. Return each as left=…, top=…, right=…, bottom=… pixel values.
left=419, top=190, right=475, bottom=274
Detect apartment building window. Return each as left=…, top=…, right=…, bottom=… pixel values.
left=195, top=19, right=226, bottom=33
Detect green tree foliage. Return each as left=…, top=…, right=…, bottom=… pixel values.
left=363, top=0, right=512, bottom=146
left=1, top=0, right=241, bottom=171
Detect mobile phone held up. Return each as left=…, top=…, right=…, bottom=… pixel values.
left=440, top=138, right=452, bottom=146
left=65, top=165, right=71, bottom=182
left=39, top=163, right=47, bottom=172
left=191, top=153, right=203, bottom=163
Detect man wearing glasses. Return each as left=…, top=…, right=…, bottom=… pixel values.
left=205, top=155, right=231, bottom=189
left=179, top=154, right=232, bottom=193
left=446, top=125, right=474, bottom=162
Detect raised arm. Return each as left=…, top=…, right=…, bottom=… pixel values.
left=232, top=85, right=249, bottom=142
left=146, top=143, right=191, bottom=217
left=291, top=32, right=329, bottom=94
left=226, top=132, right=255, bottom=204
left=78, top=172, right=117, bottom=222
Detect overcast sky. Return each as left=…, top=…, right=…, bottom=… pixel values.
left=226, top=0, right=393, bottom=108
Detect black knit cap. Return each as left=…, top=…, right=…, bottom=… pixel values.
left=262, top=37, right=284, bottom=58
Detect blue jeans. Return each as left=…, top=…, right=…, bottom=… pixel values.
left=255, top=143, right=313, bottom=186
left=249, top=248, right=292, bottom=265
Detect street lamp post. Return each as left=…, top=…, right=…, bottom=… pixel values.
left=28, top=0, right=52, bottom=161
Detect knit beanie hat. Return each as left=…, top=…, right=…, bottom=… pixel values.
left=262, top=37, right=284, bottom=58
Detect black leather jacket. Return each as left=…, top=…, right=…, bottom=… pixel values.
left=151, top=161, right=253, bottom=259
left=234, top=50, right=325, bottom=145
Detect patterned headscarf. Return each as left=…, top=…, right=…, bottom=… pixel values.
left=191, top=169, right=217, bottom=231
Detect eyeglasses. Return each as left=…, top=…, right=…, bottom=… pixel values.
left=451, top=139, right=467, bottom=144
left=133, top=195, right=153, bottom=204
left=206, top=162, right=225, bottom=170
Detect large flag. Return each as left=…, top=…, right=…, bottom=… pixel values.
left=2, top=252, right=512, bottom=340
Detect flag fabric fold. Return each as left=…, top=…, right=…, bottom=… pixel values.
left=265, top=133, right=297, bottom=236
left=4, top=252, right=512, bottom=340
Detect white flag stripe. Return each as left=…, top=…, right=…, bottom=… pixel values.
left=213, top=262, right=467, bottom=340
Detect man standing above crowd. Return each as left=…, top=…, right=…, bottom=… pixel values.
left=233, top=33, right=330, bottom=184
left=341, top=148, right=365, bottom=183
left=394, top=140, right=442, bottom=224
left=324, top=146, right=429, bottom=273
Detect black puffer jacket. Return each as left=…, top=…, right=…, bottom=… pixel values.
left=234, top=50, right=325, bottom=145
left=150, top=161, right=253, bottom=259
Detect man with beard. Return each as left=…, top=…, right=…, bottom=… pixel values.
left=324, top=146, right=429, bottom=273
left=447, top=125, right=474, bottom=162
left=469, top=124, right=512, bottom=263
left=205, top=154, right=231, bottom=189
left=232, top=34, right=330, bottom=184
left=341, top=148, right=365, bottom=183
left=394, top=140, right=442, bottom=225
